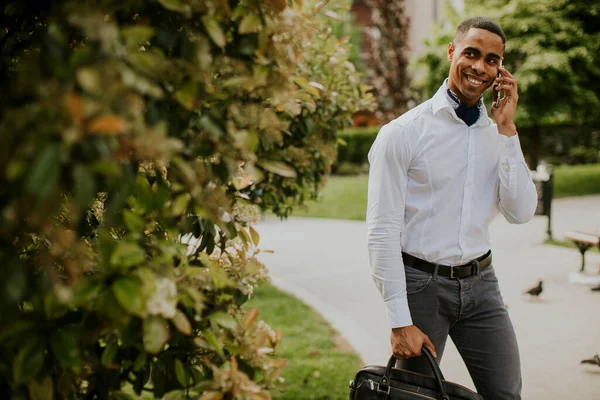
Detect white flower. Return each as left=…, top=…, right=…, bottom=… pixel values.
left=146, top=277, right=178, bottom=318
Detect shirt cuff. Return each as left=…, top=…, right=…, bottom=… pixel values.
left=500, top=132, right=525, bottom=158
left=385, top=297, right=413, bottom=329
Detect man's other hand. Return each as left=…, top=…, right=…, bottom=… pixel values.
left=391, top=325, right=437, bottom=359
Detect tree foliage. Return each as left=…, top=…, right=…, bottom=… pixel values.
left=414, top=0, right=600, bottom=126
left=413, top=0, right=600, bottom=166
left=362, top=0, right=412, bottom=122
left=0, top=0, right=372, bottom=399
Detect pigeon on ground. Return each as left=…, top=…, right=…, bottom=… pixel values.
left=523, top=280, right=543, bottom=298
left=580, top=354, right=600, bottom=367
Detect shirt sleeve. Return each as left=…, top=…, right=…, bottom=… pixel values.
left=497, top=133, right=538, bottom=223
left=366, top=123, right=412, bottom=329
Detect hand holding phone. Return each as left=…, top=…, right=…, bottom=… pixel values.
left=494, top=58, right=504, bottom=108
left=490, top=58, right=518, bottom=137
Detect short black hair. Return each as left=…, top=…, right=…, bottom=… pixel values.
left=455, top=16, right=506, bottom=45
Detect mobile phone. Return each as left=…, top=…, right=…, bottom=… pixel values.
left=494, top=58, right=503, bottom=108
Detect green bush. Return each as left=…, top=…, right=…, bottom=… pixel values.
left=334, top=126, right=379, bottom=171
left=0, top=0, right=372, bottom=399
left=516, top=124, right=600, bottom=166
left=333, top=123, right=600, bottom=173
left=567, top=146, right=599, bottom=165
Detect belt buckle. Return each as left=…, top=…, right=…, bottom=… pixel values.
left=471, top=259, right=480, bottom=275
left=449, top=266, right=455, bottom=279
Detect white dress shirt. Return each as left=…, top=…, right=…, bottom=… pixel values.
left=366, top=82, right=538, bottom=329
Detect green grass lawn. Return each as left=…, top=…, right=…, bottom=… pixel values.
left=245, top=284, right=362, bottom=400
left=291, top=163, right=600, bottom=221
left=552, top=163, right=600, bottom=198
left=291, top=175, right=368, bottom=221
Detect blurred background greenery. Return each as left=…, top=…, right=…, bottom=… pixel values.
left=302, top=0, right=600, bottom=223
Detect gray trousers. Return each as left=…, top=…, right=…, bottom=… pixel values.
left=398, top=264, right=522, bottom=400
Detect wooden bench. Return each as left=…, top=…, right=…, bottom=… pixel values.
left=564, top=230, right=600, bottom=272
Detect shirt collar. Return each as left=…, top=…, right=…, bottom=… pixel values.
left=431, top=79, right=490, bottom=127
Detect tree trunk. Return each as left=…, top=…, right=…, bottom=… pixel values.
left=528, top=124, right=541, bottom=169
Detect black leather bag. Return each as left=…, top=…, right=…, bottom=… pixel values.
left=349, top=349, right=483, bottom=400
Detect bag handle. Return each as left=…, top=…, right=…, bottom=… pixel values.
left=379, top=348, right=450, bottom=400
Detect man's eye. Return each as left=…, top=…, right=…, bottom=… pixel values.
left=465, top=52, right=475, bottom=57
left=488, top=58, right=497, bottom=64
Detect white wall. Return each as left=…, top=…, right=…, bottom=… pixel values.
left=404, top=0, right=464, bottom=57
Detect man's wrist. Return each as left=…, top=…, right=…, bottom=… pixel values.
left=392, top=325, right=412, bottom=333
left=498, top=123, right=517, bottom=137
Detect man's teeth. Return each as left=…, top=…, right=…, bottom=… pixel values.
left=467, top=76, right=483, bottom=85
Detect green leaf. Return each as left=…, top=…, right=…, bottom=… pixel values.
left=224, top=344, right=244, bottom=355
left=73, top=165, right=96, bottom=210
left=72, top=281, right=102, bottom=306
left=13, top=337, right=45, bottom=384
left=120, top=25, right=154, bottom=47
left=110, top=241, right=146, bottom=269
left=43, top=291, right=67, bottom=320
left=237, top=227, right=251, bottom=247
left=26, top=143, right=61, bottom=198
left=109, top=392, right=135, bottom=400
left=158, top=0, right=191, bottom=15
left=112, top=277, right=146, bottom=317
left=162, top=391, right=188, bottom=400
left=0, top=258, right=27, bottom=307
left=204, top=258, right=235, bottom=288
left=195, top=37, right=213, bottom=70
left=222, top=76, right=255, bottom=89
left=123, top=210, right=144, bottom=233
left=76, top=68, right=102, bottom=95
left=293, top=76, right=320, bottom=98
left=253, top=65, right=270, bottom=86
left=202, top=16, right=226, bottom=48
left=91, top=161, right=121, bottom=177
left=28, top=376, right=54, bottom=400
left=258, top=160, right=298, bottom=178
left=198, top=114, right=225, bottom=138
left=133, top=267, right=157, bottom=294
left=171, top=193, right=191, bottom=217
left=172, top=310, right=192, bottom=335
left=97, top=289, right=130, bottom=325
left=249, top=225, right=260, bottom=246
left=239, top=14, right=261, bottom=34
left=174, top=359, right=187, bottom=386
left=133, top=351, right=147, bottom=371
left=121, top=66, right=164, bottom=98
left=143, top=316, right=170, bottom=354
left=127, top=52, right=171, bottom=80
left=50, top=326, right=80, bottom=368
left=208, top=312, right=237, bottom=330
left=174, top=81, right=198, bottom=111
left=101, top=341, right=118, bottom=366
left=0, top=320, right=34, bottom=343
left=202, top=328, right=224, bottom=357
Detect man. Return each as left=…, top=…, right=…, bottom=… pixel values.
left=366, top=17, right=537, bottom=399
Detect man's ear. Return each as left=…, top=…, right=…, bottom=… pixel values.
left=447, top=42, right=455, bottom=62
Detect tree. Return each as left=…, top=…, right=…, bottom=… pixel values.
left=0, top=0, right=373, bottom=399
left=362, top=0, right=412, bottom=122
left=414, top=0, right=600, bottom=167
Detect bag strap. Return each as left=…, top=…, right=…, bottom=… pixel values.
left=380, top=348, right=450, bottom=400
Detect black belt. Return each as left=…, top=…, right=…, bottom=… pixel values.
left=402, top=250, right=492, bottom=279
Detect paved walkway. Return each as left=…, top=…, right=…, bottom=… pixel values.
left=256, top=195, right=600, bottom=400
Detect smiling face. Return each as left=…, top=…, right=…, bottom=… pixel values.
left=447, top=28, right=504, bottom=107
